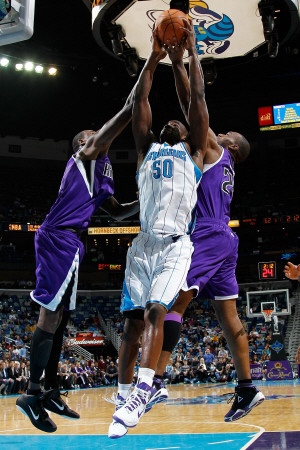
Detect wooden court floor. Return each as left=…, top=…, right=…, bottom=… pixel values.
left=0, top=380, right=299, bottom=449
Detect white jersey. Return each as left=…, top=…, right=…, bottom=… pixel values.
left=137, top=141, right=202, bottom=237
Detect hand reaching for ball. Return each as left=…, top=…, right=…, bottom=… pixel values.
left=151, top=29, right=167, bottom=62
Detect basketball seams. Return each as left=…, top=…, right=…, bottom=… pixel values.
left=156, top=9, right=187, bottom=46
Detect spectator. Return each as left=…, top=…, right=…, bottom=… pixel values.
left=0, top=361, right=14, bottom=394
left=195, top=358, right=208, bottom=383
left=203, top=348, right=214, bottom=365
left=296, top=345, right=300, bottom=379
left=218, top=347, right=229, bottom=358
left=105, top=361, right=118, bottom=386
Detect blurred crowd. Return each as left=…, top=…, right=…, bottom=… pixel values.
left=0, top=294, right=290, bottom=396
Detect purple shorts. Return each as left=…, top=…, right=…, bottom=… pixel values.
left=31, top=224, right=85, bottom=311
left=183, top=218, right=239, bottom=300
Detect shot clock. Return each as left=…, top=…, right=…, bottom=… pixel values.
left=258, top=261, right=276, bottom=280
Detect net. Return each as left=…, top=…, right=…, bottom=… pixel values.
left=262, top=309, right=273, bottom=322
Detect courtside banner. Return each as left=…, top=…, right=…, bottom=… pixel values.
left=250, top=363, right=263, bottom=380
left=88, top=226, right=140, bottom=235
left=266, top=360, right=293, bottom=380
left=66, top=337, right=104, bottom=346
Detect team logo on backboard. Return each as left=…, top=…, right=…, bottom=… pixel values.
left=271, top=341, right=284, bottom=354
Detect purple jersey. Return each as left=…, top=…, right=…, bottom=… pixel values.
left=183, top=148, right=238, bottom=300
left=31, top=150, right=114, bottom=311
left=43, top=150, right=114, bottom=231
left=194, top=147, right=234, bottom=226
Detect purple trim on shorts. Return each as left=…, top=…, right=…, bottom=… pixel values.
left=164, top=313, right=182, bottom=323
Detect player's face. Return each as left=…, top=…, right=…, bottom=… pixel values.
left=82, top=130, right=96, bottom=144
left=216, top=131, right=239, bottom=147
left=160, top=120, right=187, bottom=145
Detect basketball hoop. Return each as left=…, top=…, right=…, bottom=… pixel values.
left=262, top=309, right=273, bottom=322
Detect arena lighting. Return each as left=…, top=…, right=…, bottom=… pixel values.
left=124, top=48, right=138, bottom=77
left=35, top=64, right=43, bottom=73
left=258, top=0, right=279, bottom=58
left=202, top=59, right=217, bottom=86
left=0, top=57, right=9, bottom=67
left=48, top=67, right=57, bottom=76
left=24, top=61, right=34, bottom=71
left=15, top=63, right=23, bottom=71
left=107, top=23, right=125, bottom=56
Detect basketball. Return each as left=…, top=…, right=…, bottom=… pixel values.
left=155, top=9, right=188, bottom=46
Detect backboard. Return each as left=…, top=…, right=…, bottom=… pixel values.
left=246, top=289, right=291, bottom=318
left=0, top=0, right=35, bottom=46
left=92, top=0, right=300, bottom=66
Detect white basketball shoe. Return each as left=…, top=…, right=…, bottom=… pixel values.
left=113, top=382, right=151, bottom=428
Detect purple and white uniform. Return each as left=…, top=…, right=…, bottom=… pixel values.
left=183, top=147, right=239, bottom=300
left=31, top=150, right=114, bottom=311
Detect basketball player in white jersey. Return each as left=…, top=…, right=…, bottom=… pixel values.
left=110, top=24, right=209, bottom=435
left=148, top=29, right=264, bottom=422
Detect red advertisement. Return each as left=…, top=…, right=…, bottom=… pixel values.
left=258, top=106, right=273, bottom=126
left=66, top=337, right=104, bottom=346
left=76, top=332, right=93, bottom=337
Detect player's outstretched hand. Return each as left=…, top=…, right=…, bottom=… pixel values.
left=151, top=29, right=167, bottom=62
left=283, top=261, right=300, bottom=280
left=182, top=19, right=197, bottom=55
left=165, top=37, right=185, bottom=63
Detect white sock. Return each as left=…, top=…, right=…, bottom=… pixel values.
left=118, top=383, right=132, bottom=399
left=137, top=368, right=155, bottom=388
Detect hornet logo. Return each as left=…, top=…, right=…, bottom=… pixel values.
left=147, top=1, right=234, bottom=57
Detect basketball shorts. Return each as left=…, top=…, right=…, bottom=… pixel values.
left=121, top=231, right=194, bottom=312
left=182, top=218, right=239, bottom=300
left=30, top=224, right=85, bottom=311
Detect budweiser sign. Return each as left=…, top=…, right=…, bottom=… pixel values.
left=66, top=337, right=104, bottom=346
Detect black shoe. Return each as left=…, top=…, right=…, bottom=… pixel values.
left=16, top=392, right=57, bottom=433
left=43, top=388, right=80, bottom=419
left=224, top=385, right=265, bottom=422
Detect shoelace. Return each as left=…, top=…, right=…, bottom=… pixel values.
left=227, top=392, right=236, bottom=404
left=60, top=391, right=69, bottom=399
left=125, top=388, right=149, bottom=413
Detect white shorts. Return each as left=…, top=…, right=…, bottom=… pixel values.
left=121, top=231, right=194, bottom=312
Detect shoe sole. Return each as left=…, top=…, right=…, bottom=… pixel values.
left=16, top=405, right=57, bottom=433
left=112, top=413, right=142, bottom=428
left=224, top=395, right=265, bottom=422
left=108, top=423, right=128, bottom=439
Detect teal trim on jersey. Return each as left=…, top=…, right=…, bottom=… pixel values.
left=187, top=204, right=198, bottom=235
left=146, top=291, right=179, bottom=311
left=120, top=280, right=145, bottom=311
left=181, top=142, right=202, bottom=182
left=136, top=141, right=157, bottom=181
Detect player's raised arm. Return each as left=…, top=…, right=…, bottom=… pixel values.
left=186, top=21, right=209, bottom=165
left=167, top=38, right=190, bottom=122
left=132, top=31, right=166, bottom=160
left=76, top=85, right=136, bottom=161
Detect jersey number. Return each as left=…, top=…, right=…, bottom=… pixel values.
left=221, top=167, right=234, bottom=195
left=152, top=159, right=173, bottom=179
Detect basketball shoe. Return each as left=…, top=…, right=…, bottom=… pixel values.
left=224, top=385, right=265, bottom=422
left=113, top=382, right=151, bottom=428
left=108, top=393, right=128, bottom=439
left=145, top=377, right=169, bottom=413
left=16, top=391, right=57, bottom=433
left=43, top=387, right=80, bottom=419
